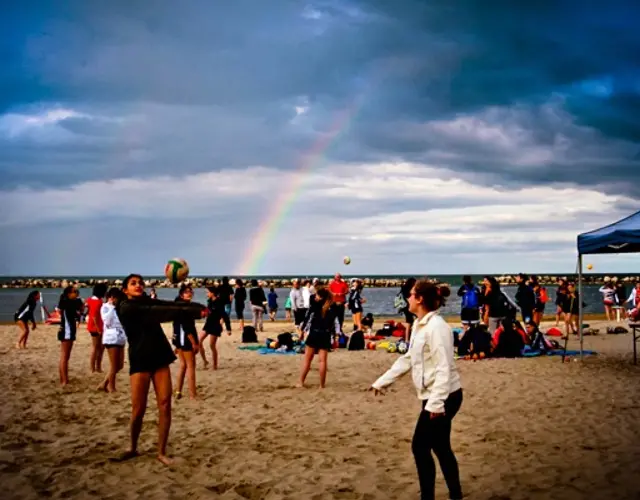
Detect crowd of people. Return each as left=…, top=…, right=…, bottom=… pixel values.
left=12, top=273, right=640, bottom=499
left=12, top=274, right=463, bottom=500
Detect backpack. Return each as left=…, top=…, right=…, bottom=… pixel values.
left=242, top=326, right=258, bottom=343
left=394, top=292, right=407, bottom=311
left=499, top=292, right=518, bottom=319
left=461, top=285, right=479, bottom=309
left=348, top=330, right=365, bottom=351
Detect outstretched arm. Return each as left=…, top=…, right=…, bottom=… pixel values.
left=119, top=299, right=206, bottom=324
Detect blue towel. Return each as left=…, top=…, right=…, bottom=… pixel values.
left=257, top=347, right=299, bottom=355
left=523, top=349, right=597, bottom=358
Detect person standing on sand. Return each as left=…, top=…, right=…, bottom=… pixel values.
left=98, top=288, right=127, bottom=392
left=297, top=287, right=340, bottom=389
left=86, top=283, right=108, bottom=374
left=234, top=279, right=247, bottom=331
left=172, top=284, right=200, bottom=401
left=113, top=273, right=207, bottom=466
left=58, top=286, right=83, bottom=386
left=14, top=290, right=40, bottom=349
left=371, top=280, right=463, bottom=500
left=290, top=279, right=306, bottom=335
left=200, top=286, right=225, bottom=370
left=329, top=273, right=349, bottom=331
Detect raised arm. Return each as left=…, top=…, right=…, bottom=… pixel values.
left=119, top=299, right=205, bottom=324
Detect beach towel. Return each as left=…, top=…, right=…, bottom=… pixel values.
left=522, top=349, right=597, bottom=358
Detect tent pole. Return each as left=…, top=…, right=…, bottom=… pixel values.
left=578, top=254, right=584, bottom=360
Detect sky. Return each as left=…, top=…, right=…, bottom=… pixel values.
left=1, top=0, right=640, bottom=277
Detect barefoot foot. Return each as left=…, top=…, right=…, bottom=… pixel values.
left=157, top=454, right=173, bottom=466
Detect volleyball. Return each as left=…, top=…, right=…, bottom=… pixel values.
left=587, top=264, right=593, bottom=270
left=343, top=256, right=351, bottom=265
left=164, top=257, right=189, bottom=284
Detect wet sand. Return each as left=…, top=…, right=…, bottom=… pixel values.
left=1, top=318, right=639, bottom=499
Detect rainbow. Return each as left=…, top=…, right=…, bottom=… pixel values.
left=236, top=99, right=363, bottom=276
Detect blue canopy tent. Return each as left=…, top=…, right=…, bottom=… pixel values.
left=576, top=209, right=640, bottom=359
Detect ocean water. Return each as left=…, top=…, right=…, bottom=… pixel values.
left=0, top=284, right=625, bottom=323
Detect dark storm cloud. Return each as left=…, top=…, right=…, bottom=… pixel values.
left=1, top=0, right=639, bottom=192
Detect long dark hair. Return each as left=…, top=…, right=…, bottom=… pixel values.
left=26, top=290, right=40, bottom=304
left=316, top=287, right=333, bottom=317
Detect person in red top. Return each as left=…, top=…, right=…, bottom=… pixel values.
left=86, top=283, right=108, bottom=373
left=329, top=273, right=349, bottom=331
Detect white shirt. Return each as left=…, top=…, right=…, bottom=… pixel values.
left=100, top=303, right=127, bottom=346
left=372, top=311, right=461, bottom=413
left=302, top=287, right=312, bottom=308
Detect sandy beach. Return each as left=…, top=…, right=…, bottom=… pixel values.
left=1, top=318, right=640, bottom=500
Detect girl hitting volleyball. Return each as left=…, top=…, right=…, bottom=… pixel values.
left=14, top=290, right=40, bottom=349
left=113, top=274, right=207, bottom=466
left=172, top=284, right=200, bottom=400
left=98, top=288, right=127, bottom=393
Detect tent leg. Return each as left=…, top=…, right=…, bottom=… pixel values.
left=578, top=254, right=584, bottom=361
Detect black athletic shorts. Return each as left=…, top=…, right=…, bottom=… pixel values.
left=305, top=328, right=332, bottom=351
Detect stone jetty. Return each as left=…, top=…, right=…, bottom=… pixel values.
left=1, top=275, right=636, bottom=289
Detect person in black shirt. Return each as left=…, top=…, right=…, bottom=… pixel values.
left=249, top=279, right=267, bottom=332
left=515, top=273, right=536, bottom=324
left=219, top=277, right=234, bottom=333
left=14, top=290, right=40, bottom=349
left=114, top=274, right=207, bottom=466
left=57, top=286, right=83, bottom=386
left=234, top=279, right=247, bottom=330
left=297, top=287, right=340, bottom=389
left=199, top=286, right=225, bottom=370
left=172, top=284, right=200, bottom=400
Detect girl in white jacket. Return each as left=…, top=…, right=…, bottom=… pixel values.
left=371, top=280, right=463, bottom=500
left=98, top=288, right=127, bottom=393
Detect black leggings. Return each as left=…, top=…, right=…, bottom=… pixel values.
left=412, top=389, right=463, bottom=500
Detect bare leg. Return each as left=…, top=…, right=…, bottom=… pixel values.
left=90, top=336, right=99, bottom=373
left=555, top=306, right=562, bottom=326
left=318, top=349, right=328, bottom=388
left=297, top=346, right=315, bottom=387
left=127, top=372, right=151, bottom=458
left=175, top=350, right=186, bottom=398
left=16, top=321, right=28, bottom=348
left=353, top=312, right=362, bottom=331
left=198, top=332, right=209, bottom=367
left=209, top=335, right=218, bottom=370
left=184, top=350, right=197, bottom=399
left=98, top=347, right=116, bottom=391
left=95, top=335, right=104, bottom=373
left=59, top=341, right=74, bottom=386
left=151, top=366, right=173, bottom=465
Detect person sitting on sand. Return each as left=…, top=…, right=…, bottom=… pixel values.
left=98, top=287, right=127, bottom=392
left=14, top=290, right=40, bottom=349
left=525, top=320, right=553, bottom=353
left=172, top=284, right=200, bottom=401
left=113, top=274, right=207, bottom=466
left=199, top=286, right=225, bottom=370
left=370, top=281, right=463, bottom=500
left=57, top=286, right=83, bottom=386
left=491, top=317, right=525, bottom=358
left=297, top=287, right=340, bottom=389
left=457, top=323, right=492, bottom=358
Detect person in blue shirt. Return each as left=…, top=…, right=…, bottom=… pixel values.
left=267, top=287, right=278, bottom=321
